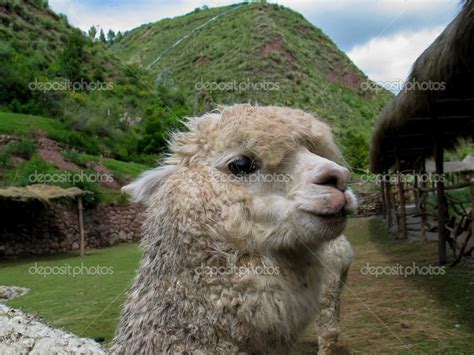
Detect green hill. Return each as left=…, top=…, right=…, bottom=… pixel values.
left=1, top=0, right=392, bottom=171
left=0, top=0, right=169, bottom=163
left=112, top=2, right=393, bottom=169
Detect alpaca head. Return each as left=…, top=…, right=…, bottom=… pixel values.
left=124, top=104, right=356, bottom=257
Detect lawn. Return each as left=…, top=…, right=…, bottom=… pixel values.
left=0, top=243, right=142, bottom=345
left=298, top=217, right=474, bottom=354
left=1, top=218, right=473, bottom=352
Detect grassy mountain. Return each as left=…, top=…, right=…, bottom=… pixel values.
left=112, top=2, right=393, bottom=169
left=0, top=0, right=184, bottom=163
left=1, top=0, right=392, bottom=183
left=0, top=0, right=159, bottom=201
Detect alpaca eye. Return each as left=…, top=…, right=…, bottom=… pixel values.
left=228, top=156, right=258, bottom=176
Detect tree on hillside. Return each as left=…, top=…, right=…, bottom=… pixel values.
left=137, top=84, right=190, bottom=154
left=31, top=0, right=48, bottom=8
left=99, top=29, right=106, bottom=44
left=88, top=26, right=97, bottom=39
left=59, top=29, right=87, bottom=82
left=340, top=131, right=369, bottom=171
left=107, top=30, right=116, bottom=45
left=115, top=31, right=123, bottom=42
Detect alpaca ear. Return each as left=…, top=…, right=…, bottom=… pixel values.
left=122, top=165, right=178, bottom=204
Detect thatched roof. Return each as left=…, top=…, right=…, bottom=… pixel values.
left=370, top=1, right=474, bottom=173
left=425, top=155, right=474, bottom=173
left=0, top=184, right=85, bottom=202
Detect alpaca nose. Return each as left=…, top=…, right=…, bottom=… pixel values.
left=313, top=165, right=349, bottom=191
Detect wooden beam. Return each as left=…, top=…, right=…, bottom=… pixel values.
left=78, top=196, right=85, bottom=257
left=434, top=134, right=447, bottom=265
left=419, top=181, right=472, bottom=192
left=435, top=97, right=474, bottom=103
left=396, top=155, right=408, bottom=240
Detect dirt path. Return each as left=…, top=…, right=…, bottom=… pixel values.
left=296, top=217, right=474, bottom=354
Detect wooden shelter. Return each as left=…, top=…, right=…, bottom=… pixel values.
left=369, top=1, right=474, bottom=264
left=0, top=184, right=87, bottom=256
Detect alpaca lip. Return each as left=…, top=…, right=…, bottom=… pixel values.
left=302, top=209, right=347, bottom=224
left=317, top=211, right=347, bottom=224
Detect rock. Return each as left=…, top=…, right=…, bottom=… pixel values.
left=0, top=286, right=29, bottom=302
left=0, top=304, right=104, bottom=354
left=109, top=233, right=120, bottom=246
left=118, top=230, right=128, bottom=242
left=400, top=320, right=412, bottom=329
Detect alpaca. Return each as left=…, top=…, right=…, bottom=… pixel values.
left=110, top=104, right=356, bottom=354
left=313, top=235, right=352, bottom=354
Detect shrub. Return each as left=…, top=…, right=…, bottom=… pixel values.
left=6, top=139, right=37, bottom=159
left=65, top=169, right=102, bottom=207
left=62, top=149, right=82, bottom=165
left=7, top=156, right=57, bottom=186
left=0, top=148, right=12, bottom=168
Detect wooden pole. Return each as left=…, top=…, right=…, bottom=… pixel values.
left=395, top=155, right=407, bottom=239
left=471, top=173, right=474, bottom=240
left=386, top=175, right=393, bottom=227
left=380, top=176, right=387, bottom=219
left=420, top=158, right=428, bottom=241
left=78, top=196, right=85, bottom=256
left=414, top=171, right=419, bottom=208
left=434, top=135, right=447, bottom=265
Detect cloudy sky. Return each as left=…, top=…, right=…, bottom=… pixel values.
left=49, top=0, right=463, bottom=88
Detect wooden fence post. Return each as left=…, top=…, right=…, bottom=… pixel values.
left=396, top=155, right=407, bottom=239
left=78, top=196, right=85, bottom=256
left=380, top=177, right=387, bottom=218
left=434, top=135, right=447, bottom=265
left=386, top=173, right=393, bottom=227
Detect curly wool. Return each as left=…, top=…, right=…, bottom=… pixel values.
left=110, top=104, right=353, bottom=354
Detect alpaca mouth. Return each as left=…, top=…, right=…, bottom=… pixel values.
left=317, top=210, right=347, bottom=224
left=302, top=208, right=348, bottom=224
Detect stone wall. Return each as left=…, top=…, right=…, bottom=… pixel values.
left=0, top=200, right=145, bottom=257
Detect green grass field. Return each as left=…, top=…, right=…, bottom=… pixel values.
left=0, top=243, right=142, bottom=344
left=1, top=218, right=473, bottom=352
left=0, top=111, right=71, bottom=140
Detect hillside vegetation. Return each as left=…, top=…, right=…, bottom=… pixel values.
left=0, top=111, right=149, bottom=205
left=0, top=0, right=190, bottom=163
left=1, top=0, right=392, bottom=181
left=112, top=2, right=393, bottom=169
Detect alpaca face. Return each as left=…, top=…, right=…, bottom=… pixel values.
left=249, top=145, right=357, bottom=250
left=124, top=105, right=356, bottom=254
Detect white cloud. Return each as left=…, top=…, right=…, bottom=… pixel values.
left=49, top=0, right=459, bottom=34
left=347, top=26, right=445, bottom=89
left=48, top=0, right=456, bottom=94
left=275, top=0, right=457, bottom=15
left=49, top=0, right=236, bottom=33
